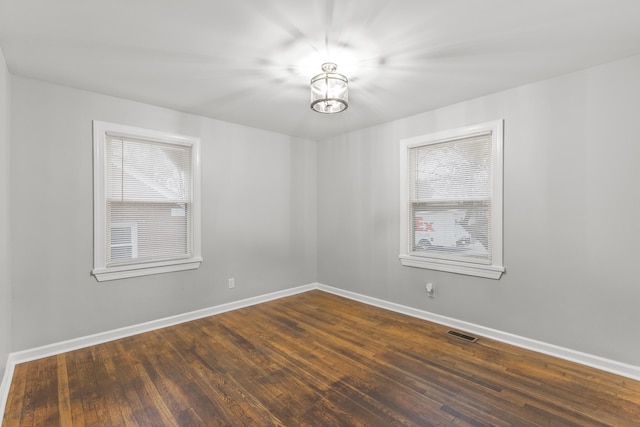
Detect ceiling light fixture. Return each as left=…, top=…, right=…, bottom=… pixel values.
left=310, top=62, right=348, bottom=114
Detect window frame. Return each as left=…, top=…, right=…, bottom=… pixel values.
left=92, top=121, right=202, bottom=282
left=399, top=120, right=504, bottom=279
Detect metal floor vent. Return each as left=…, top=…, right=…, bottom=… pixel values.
left=446, top=330, right=478, bottom=343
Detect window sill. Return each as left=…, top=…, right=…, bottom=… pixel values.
left=399, top=255, right=504, bottom=279
left=92, top=257, right=203, bottom=282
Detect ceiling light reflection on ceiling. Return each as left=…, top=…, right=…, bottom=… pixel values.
left=310, top=62, right=348, bottom=114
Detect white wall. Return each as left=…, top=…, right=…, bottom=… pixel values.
left=0, top=46, right=11, bottom=377
left=10, top=76, right=317, bottom=351
left=317, top=54, right=640, bottom=366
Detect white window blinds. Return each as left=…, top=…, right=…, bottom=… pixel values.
left=408, top=133, right=492, bottom=264
left=105, top=134, right=193, bottom=266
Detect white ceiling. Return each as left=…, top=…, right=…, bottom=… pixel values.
left=1, top=0, right=640, bottom=140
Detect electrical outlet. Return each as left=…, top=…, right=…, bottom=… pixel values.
left=228, top=278, right=235, bottom=289
left=426, top=282, right=435, bottom=298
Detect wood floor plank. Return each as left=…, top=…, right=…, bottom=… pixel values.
left=3, top=290, right=640, bottom=426
left=93, top=344, right=132, bottom=426
left=56, top=354, right=73, bottom=427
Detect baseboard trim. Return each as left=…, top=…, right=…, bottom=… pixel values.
left=317, top=284, right=640, bottom=381
left=2, top=282, right=639, bottom=419
left=0, top=360, right=15, bottom=423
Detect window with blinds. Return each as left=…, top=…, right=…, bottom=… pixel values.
left=399, top=120, right=504, bottom=279
left=93, top=121, right=202, bottom=282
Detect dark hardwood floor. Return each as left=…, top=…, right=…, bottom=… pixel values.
left=3, top=290, right=640, bottom=426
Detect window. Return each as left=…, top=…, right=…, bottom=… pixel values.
left=92, top=121, right=202, bottom=281
left=399, top=120, right=504, bottom=279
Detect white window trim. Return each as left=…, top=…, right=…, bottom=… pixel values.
left=399, top=120, right=504, bottom=279
left=92, top=121, right=202, bottom=282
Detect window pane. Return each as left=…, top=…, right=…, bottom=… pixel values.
left=410, top=135, right=491, bottom=201
left=107, top=201, right=190, bottom=265
left=411, top=200, right=491, bottom=260
left=107, top=135, right=192, bottom=203
left=105, top=133, right=193, bottom=267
